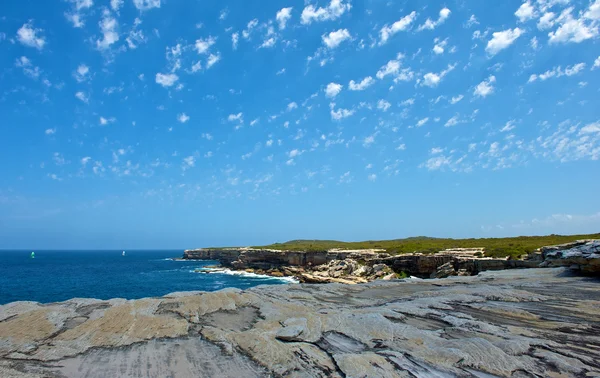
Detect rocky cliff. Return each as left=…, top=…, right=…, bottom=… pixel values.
left=1, top=268, right=599, bottom=377
left=185, top=241, right=600, bottom=282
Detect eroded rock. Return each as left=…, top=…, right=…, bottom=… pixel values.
left=1, top=268, right=599, bottom=378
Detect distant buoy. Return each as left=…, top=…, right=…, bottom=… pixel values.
left=31, top=251, right=35, bottom=259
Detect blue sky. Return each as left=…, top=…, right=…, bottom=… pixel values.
left=1, top=0, right=599, bottom=249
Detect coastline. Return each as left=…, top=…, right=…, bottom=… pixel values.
left=1, top=267, right=599, bottom=377
left=181, top=239, right=600, bottom=283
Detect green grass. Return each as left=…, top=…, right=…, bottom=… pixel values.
left=249, top=233, right=600, bottom=259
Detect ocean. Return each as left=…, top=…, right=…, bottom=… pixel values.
left=0, top=250, right=294, bottom=305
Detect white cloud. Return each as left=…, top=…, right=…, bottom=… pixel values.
left=528, top=62, right=586, bottom=82
left=288, top=149, right=303, bottom=158
left=530, top=36, right=539, bottom=49
left=417, top=7, right=451, bottom=31
left=206, top=53, right=221, bottom=68
left=379, top=11, right=416, bottom=44
left=538, top=12, right=556, bottom=30
left=422, top=155, right=452, bottom=170
left=228, top=112, right=243, bottom=123
left=474, top=75, right=496, bottom=97
left=339, top=171, right=352, bottom=184
left=377, top=99, right=391, bottom=112
left=368, top=173, right=377, bottom=181
left=99, top=116, right=115, bottom=125
left=242, top=19, right=259, bottom=39
left=500, top=120, right=516, bottom=132
left=260, top=37, right=276, bottom=48
left=450, top=94, right=464, bottom=104
left=431, top=147, right=444, bottom=154
left=126, top=18, right=146, bottom=49
left=111, top=0, right=123, bottom=12
left=301, top=0, right=352, bottom=24
left=96, top=12, right=119, bottom=50
left=65, top=13, right=84, bottom=28
left=195, top=36, right=216, bottom=54
left=325, top=82, right=343, bottom=98
left=330, top=103, right=354, bottom=120
left=287, top=102, right=298, bottom=111
left=465, top=14, right=479, bottom=28
left=15, top=56, right=40, bottom=79
left=376, top=57, right=402, bottom=79
left=276, top=7, right=293, bottom=30
left=432, top=38, right=448, bottom=54
left=75, top=91, right=89, bottom=103
left=349, top=76, right=374, bottom=91
left=73, top=64, right=90, bottom=82
left=133, top=0, right=161, bottom=11
left=593, top=56, right=600, bottom=70
left=445, top=115, right=460, bottom=127
left=219, top=9, right=228, bottom=20
left=191, top=61, right=202, bottom=72
left=585, top=0, right=600, bottom=20
left=45, top=128, right=56, bottom=135
left=548, top=8, right=598, bottom=44
left=231, top=32, right=239, bottom=50
left=486, top=28, right=524, bottom=55
left=177, top=113, right=190, bottom=123
left=515, top=1, right=536, bottom=22
left=416, top=117, right=429, bottom=127
left=579, top=122, right=600, bottom=134
left=17, top=21, right=46, bottom=50
left=421, top=64, right=455, bottom=87
left=182, top=156, right=195, bottom=170
left=322, top=28, right=351, bottom=48
left=155, top=73, right=179, bottom=87
left=81, top=157, right=91, bottom=166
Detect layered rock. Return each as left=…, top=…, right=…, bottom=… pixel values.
left=184, top=248, right=391, bottom=273
left=540, top=239, right=600, bottom=274
left=185, top=241, right=600, bottom=282
left=1, top=268, right=600, bottom=377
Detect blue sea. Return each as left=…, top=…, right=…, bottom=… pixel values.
left=0, top=250, right=294, bottom=305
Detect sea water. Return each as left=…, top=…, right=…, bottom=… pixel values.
left=0, top=250, right=293, bottom=305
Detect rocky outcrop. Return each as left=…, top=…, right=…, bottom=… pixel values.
left=1, top=268, right=600, bottom=377
left=540, top=239, right=600, bottom=274
left=183, top=248, right=390, bottom=270
left=185, top=241, right=600, bottom=282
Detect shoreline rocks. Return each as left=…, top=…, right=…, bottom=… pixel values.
left=1, top=268, right=599, bottom=377
left=185, top=242, right=600, bottom=283
left=540, top=239, right=600, bottom=274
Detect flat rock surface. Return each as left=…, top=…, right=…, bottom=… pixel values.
left=1, top=268, right=599, bottom=377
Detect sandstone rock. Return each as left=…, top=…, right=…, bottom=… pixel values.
left=430, top=262, right=456, bottom=279
left=540, top=240, right=600, bottom=274
left=1, top=268, right=599, bottom=377
left=353, top=265, right=373, bottom=277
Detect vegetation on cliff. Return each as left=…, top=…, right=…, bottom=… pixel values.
left=251, top=233, right=600, bottom=259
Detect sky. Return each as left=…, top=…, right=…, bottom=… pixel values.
left=0, top=0, right=599, bottom=249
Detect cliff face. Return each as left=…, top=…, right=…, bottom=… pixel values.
left=2, top=268, right=599, bottom=377
left=184, top=248, right=390, bottom=270
left=185, top=240, right=600, bottom=281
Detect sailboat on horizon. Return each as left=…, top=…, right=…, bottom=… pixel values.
left=30, top=251, right=35, bottom=259
left=122, top=251, right=126, bottom=256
